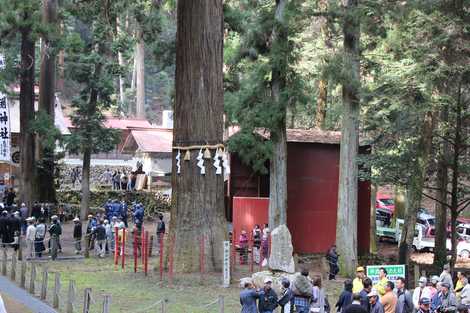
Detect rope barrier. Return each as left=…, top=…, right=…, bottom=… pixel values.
left=172, top=143, right=225, bottom=150
left=198, top=298, right=220, bottom=309
left=129, top=298, right=167, bottom=313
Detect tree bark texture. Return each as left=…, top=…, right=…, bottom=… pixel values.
left=369, top=183, right=377, bottom=254
left=434, top=108, right=449, bottom=269
left=315, top=79, right=327, bottom=129
left=135, top=28, right=145, bottom=119
left=171, top=0, right=227, bottom=272
left=19, top=21, right=37, bottom=210
left=80, top=149, right=91, bottom=221
left=37, top=0, right=58, bottom=203
left=449, top=82, right=463, bottom=270
left=336, top=0, right=360, bottom=276
left=116, top=17, right=125, bottom=106
left=398, top=111, right=435, bottom=266
left=269, top=0, right=288, bottom=229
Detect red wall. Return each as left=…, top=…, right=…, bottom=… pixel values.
left=230, top=142, right=371, bottom=254
left=287, top=143, right=340, bottom=253
left=232, top=197, right=269, bottom=244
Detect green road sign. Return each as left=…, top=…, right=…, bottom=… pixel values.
left=366, top=264, right=406, bottom=285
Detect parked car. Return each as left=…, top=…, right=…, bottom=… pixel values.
left=376, top=208, right=393, bottom=227
left=416, top=212, right=435, bottom=233
left=376, top=194, right=395, bottom=214
left=413, top=224, right=451, bottom=252
left=457, top=224, right=470, bottom=241
left=457, top=240, right=470, bottom=258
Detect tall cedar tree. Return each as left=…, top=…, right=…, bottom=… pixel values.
left=64, top=0, right=120, bottom=220
left=37, top=0, right=59, bottom=203
left=0, top=0, right=42, bottom=209
left=171, top=0, right=227, bottom=272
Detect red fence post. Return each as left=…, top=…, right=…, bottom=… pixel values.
left=159, top=233, right=164, bottom=281
left=144, top=231, right=149, bottom=276
left=133, top=230, right=138, bottom=273
left=141, top=225, right=145, bottom=263
left=114, top=227, right=119, bottom=267
left=250, top=235, right=254, bottom=273
left=121, top=229, right=126, bottom=270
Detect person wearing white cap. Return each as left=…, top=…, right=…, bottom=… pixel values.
left=258, top=277, right=278, bottom=313
left=413, top=277, right=431, bottom=310
left=368, top=290, right=384, bottom=313
left=25, top=217, right=36, bottom=259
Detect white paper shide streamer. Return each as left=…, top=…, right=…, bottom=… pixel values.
left=213, top=149, right=222, bottom=175
left=176, top=150, right=181, bottom=174
left=222, top=150, right=230, bottom=175
left=0, top=54, right=5, bottom=70
left=196, top=148, right=205, bottom=175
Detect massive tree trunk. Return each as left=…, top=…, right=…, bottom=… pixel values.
left=336, top=0, right=360, bottom=276
left=269, top=0, right=288, bottom=229
left=171, top=0, right=227, bottom=272
left=135, top=28, right=145, bottom=119
left=19, top=20, right=37, bottom=210
left=398, top=111, right=435, bottom=265
left=37, top=0, right=58, bottom=203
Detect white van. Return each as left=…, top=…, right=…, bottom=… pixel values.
left=457, top=224, right=470, bottom=241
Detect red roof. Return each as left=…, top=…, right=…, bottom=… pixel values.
left=122, top=129, right=173, bottom=153
left=103, top=118, right=155, bottom=130
left=226, top=126, right=342, bottom=144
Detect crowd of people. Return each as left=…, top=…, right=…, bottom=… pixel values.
left=239, top=224, right=271, bottom=265
left=0, top=196, right=167, bottom=261
left=240, top=264, right=470, bottom=313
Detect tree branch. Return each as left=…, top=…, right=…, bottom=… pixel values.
left=422, top=192, right=452, bottom=209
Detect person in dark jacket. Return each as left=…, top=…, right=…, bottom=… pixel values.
left=0, top=211, right=8, bottom=246
left=336, top=279, right=354, bottom=313
left=120, top=200, right=128, bottom=227
left=278, top=279, right=293, bottom=313
left=9, top=212, right=21, bottom=251
left=93, top=220, right=106, bottom=258
left=31, top=202, right=42, bottom=220
left=359, top=278, right=373, bottom=313
left=368, top=290, right=384, bottom=313
left=156, top=213, right=165, bottom=253
left=417, top=298, right=431, bottom=313
left=344, top=294, right=368, bottom=313
left=395, top=277, right=413, bottom=313
left=4, top=188, right=16, bottom=207
left=49, top=215, right=62, bottom=260
left=240, top=280, right=259, bottom=313
left=326, top=245, right=339, bottom=280
left=259, top=278, right=278, bottom=313
left=73, top=217, right=82, bottom=254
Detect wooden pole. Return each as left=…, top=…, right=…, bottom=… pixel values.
left=159, top=233, right=164, bottom=281
left=20, top=261, right=26, bottom=288
left=10, top=252, right=16, bottom=281
left=53, top=272, right=61, bottom=308
left=101, top=294, right=111, bottom=313
left=161, top=298, right=167, bottom=313
left=17, top=235, right=23, bottom=261
left=200, top=235, right=204, bottom=284
left=168, top=234, right=174, bottom=287
left=84, top=234, right=90, bottom=258
left=148, top=235, right=154, bottom=257
left=29, top=263, right=36, bottom=294
left=66, top=280, right=75, bottom=313
left=218, top=295, right=224, bottom=313
left=40, top=267, right=48, bottom=300
left=82, top=288, right=92, bottom=313
left=2, top=248, right=7, bottom=276
left=141, top=225, right=145, bottom=264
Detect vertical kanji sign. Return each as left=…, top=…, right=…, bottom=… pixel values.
left=0, top=53, right=10, bottom=162
left=0, top=92, right=10, bottom=162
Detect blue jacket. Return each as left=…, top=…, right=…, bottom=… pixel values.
left=240, top=288, right=258, bottom=313
left=133, top=206, right=144, bottom=225
left=259, top=288, right=278, bottom=313
left=431, top=292, right=442, bottom=312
